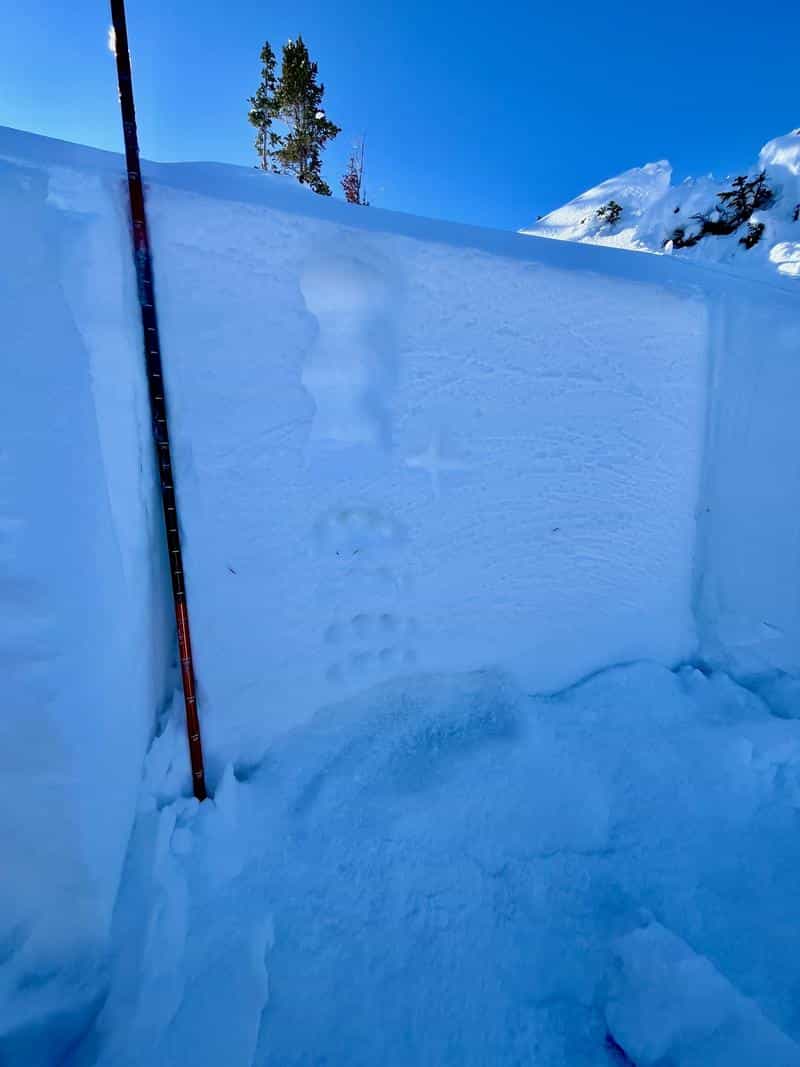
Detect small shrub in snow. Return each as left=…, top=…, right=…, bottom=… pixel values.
left=740, top=221, right=765, bottom=249
left=597, top=200, right=627, bottom=227
left=596, top=200, right=623, bottom=227
left=341, top=138, right=368, bottom=206
left=666, top=226, right=700, bottom=250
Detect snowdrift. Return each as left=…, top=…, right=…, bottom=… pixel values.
left=2, top=124, right=800, bottom=1063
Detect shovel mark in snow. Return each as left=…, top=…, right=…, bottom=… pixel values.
left=300, top=254, right=396, bottom=450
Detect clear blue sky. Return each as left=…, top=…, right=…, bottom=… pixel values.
left=2, top=0, right=798, bottom=230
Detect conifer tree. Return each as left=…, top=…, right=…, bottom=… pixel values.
left=248, top=42, right=280, bottom=172
left=273, top=36, right=341, bottom=195
left=717, top=170, right=774, bottom=218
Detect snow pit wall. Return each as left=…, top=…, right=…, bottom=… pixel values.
left=4, top=126, right=798, bottom=1051
left=695, top=289, right=800, bottom=679
left=0, top=131, right=172, bottom=1057
left=142, top=154, right=711, bottom=774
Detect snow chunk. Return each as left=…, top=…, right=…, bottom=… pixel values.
left=770, top=240, right=800, bottom=276
left=607, top=922, right=800, bottom=1066
left=759, top=130, right=800, bottom=177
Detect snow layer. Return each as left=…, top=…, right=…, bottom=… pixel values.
left=2, top=124, right=800, bottom=1064
left=523, top=130, right=800, bottom=283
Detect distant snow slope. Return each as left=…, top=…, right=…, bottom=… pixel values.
left=523, top=130, right=800, bottom=281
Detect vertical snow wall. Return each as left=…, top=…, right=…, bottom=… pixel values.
left=0, top=135, right=172, bottom=1057
left=1, top=126, right=798, bottom=1055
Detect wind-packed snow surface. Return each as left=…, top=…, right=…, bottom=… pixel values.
left=2, top=125, right=800, bottom=1066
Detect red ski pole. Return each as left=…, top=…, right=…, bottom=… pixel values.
left=109, top=0, right=207, bottom=801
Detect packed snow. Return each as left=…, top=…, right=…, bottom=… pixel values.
left=523, top=129, right=800, bottom=283
left=2, top=124, right=800, bottom=1066
left=79, top=665, right=800, bottom=1067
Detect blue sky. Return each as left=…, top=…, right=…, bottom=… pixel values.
left=2, top=0, right=798, bottom=230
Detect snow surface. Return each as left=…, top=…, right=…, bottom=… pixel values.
left=523, top=130, right=800, bottom=284
left=77, top=665, right=800, bottom=1066
left=2, top=124, right=800, bottom=1065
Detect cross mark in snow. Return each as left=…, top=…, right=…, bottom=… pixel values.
left=405, top=432, right=467, bottom=496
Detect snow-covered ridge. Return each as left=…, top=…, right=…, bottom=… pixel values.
left=522, top=130, right=800, bottom=280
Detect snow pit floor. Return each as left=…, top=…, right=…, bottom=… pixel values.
left=69, top=661, right=800, bottom=1067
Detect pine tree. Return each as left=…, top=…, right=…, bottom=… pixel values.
left=341, top=138, right=368, bottom=205
left=248, top=42, right=280, bottom=172
left=273, top=36, right=341, bottom=195
left=596, top=200, right=623, bottom=226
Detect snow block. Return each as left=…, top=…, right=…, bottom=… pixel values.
left=606, top=922, right=800, bottom=1066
